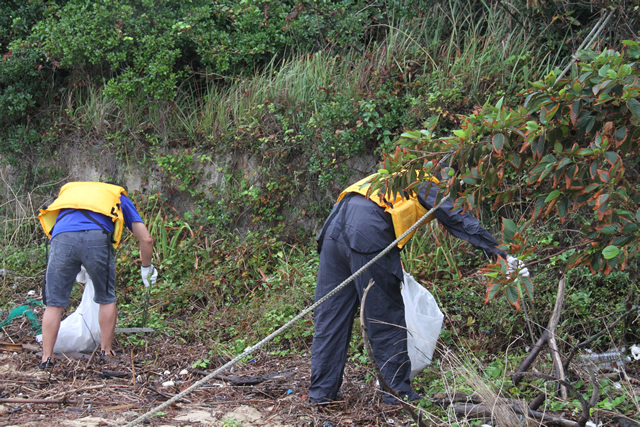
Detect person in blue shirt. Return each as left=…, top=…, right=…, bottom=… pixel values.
left=38, top=182, right=157, bottom=370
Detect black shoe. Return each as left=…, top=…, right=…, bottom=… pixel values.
left=39, top=357, right=55, bottom=371
left=309, top=392, right=344, bottom=406
left=382, top=391, right=422, bottom=405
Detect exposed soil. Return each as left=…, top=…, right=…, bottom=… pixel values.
left=0, top=325, right=421, bottom=427
left=2, top=309, right=640, bottom=426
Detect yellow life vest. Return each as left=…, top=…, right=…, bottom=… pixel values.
left=38, top=182, right=127, bottom=248
left=337, top=173, right=439, bottom=248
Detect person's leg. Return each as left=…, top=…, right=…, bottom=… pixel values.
left=41, top=232, right=83, bottom=365
left=309, top=238, right=359, bottom=403
left=99, top=302, right=117, bottom=355
left=81, top=230, right=117, bottom=355
left=352, top=249, right=418, bottom=404
left=41, top=306, right=65, bottom=364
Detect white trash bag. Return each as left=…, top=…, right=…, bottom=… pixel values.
left=402, top=270, right=444, bottom=379
left=36, top=266, right=101, bottom=353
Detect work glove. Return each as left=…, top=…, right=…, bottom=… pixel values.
left=506, top=255, right=529, bottom=279
left=141, top=265, right=158, bottom=288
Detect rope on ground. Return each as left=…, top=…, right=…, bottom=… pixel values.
left=124, top=192, right=450, bottom=427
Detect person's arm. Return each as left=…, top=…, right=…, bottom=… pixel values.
left=131, top=221, right=154, bottom=266
left=417, top=183, right=507, bottom=260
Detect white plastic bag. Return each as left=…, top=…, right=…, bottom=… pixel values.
left=36, top=267, right=101, bottom=353
left=402, top=270, right=444, bottom=379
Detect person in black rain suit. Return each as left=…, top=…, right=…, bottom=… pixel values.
left=309, top=173, right=528, bottom=405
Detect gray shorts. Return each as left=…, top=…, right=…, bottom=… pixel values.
left=45, top=230, right=116, bottom=307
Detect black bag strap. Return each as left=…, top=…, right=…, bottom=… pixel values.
left=79, top=210, right=116, bottom=245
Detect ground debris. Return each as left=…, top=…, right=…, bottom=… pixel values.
left=0, top=333, right=419, bottom=426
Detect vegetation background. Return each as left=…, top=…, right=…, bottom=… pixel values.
left=1, top=0, right=639, bottom=424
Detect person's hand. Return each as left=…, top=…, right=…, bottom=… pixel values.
left=141, top=265, right=158, bottom=287
left=506, top=256, right=529, bottom=279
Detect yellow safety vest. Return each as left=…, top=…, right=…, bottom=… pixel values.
left=337, top=174, right=439, bottom=248
left=38, top=182, right=127, bottom=248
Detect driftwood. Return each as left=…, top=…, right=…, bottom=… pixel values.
left=360, top=279, right=429, bottom=427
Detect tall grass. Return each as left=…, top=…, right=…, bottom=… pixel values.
left=62, top=7, right=567, bottom=146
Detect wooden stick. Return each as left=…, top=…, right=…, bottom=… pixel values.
left=548, top=275, right=567, bottom=400
left=512, top=330, right=548, bottom=386
left=0, top=397, right=66, bottom=404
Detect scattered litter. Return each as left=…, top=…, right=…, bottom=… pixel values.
left=162, top=380, right=174, bottom=387
left=631, top=344, right=640, bottom=361
left=578, top=348, right=631, bottom=370
left=179, top=369, right=189, bottom=376
left=0, top=300, right=43, bottom=333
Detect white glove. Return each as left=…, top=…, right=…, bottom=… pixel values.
left=141, top=265, right=158, bottom=288
left=506, top=256, right=529, bottom=279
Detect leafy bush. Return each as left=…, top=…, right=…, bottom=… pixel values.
left=0, top=44, right=51, bottom=127
left=373, top=42, right=640, bottom=307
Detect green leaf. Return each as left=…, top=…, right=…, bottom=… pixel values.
left=520, top=276, right=534, bottom=299
left=602, top=245, right=619, bottom=260
left=596, top=223, right=620, bottom=234
left=462, top=176, right=478, bottom=185
left=486, top=283, right=502, bottom=301
left=557, top=197, right=570, bottom=218
left=502, top=218, right=517, bottom=240
left=544, top=190, right=561, bottom=203
left=628, top=98, right=640, bottom=119
left=506, top=286, right=520, bottom=305
left=603, top=151, right=619, bottom=165
left=492, top=133, right=505, bottom=154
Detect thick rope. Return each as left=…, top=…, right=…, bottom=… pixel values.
left=125, top=193, right=450, bottom=426
left=555, top=8, right=616, bottom=84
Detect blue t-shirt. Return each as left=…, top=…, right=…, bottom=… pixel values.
left=51, top=194, right=143, bottom=239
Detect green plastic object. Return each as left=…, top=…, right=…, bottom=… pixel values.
left=0, top=298, right=43, bottom=333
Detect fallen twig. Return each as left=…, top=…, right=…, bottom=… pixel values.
left=0, top=397, right=67, bottom=404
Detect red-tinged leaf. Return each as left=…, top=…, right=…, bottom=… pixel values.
left=590, top=161, right=599, bottom=179
left=596, top=223, right=620, bottom=234
left=571, top=100, right=580, bottom=126
left=557, top=197, right=570, bottom=219
left=484, top=282, right=500, bottom=304
left=582, top=183, right=600, bottom=194
left=595, top=193, right=609, bottom=210
left=509, top=153, right=521, bottom=169
left=544, top=103, right=560, bottom=123
left=628, top=98, right=640, bottom=119
left=506, top=286, right=521, bottom=310
left=520, top=276, right=534, bottom=300
left=615, top=126, right=628, bottom=147
left=492, top=133, right=505, bottom=155
left=603, top=151, right=620, bottom=166
left=597, top=169, right=610, bottom=183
